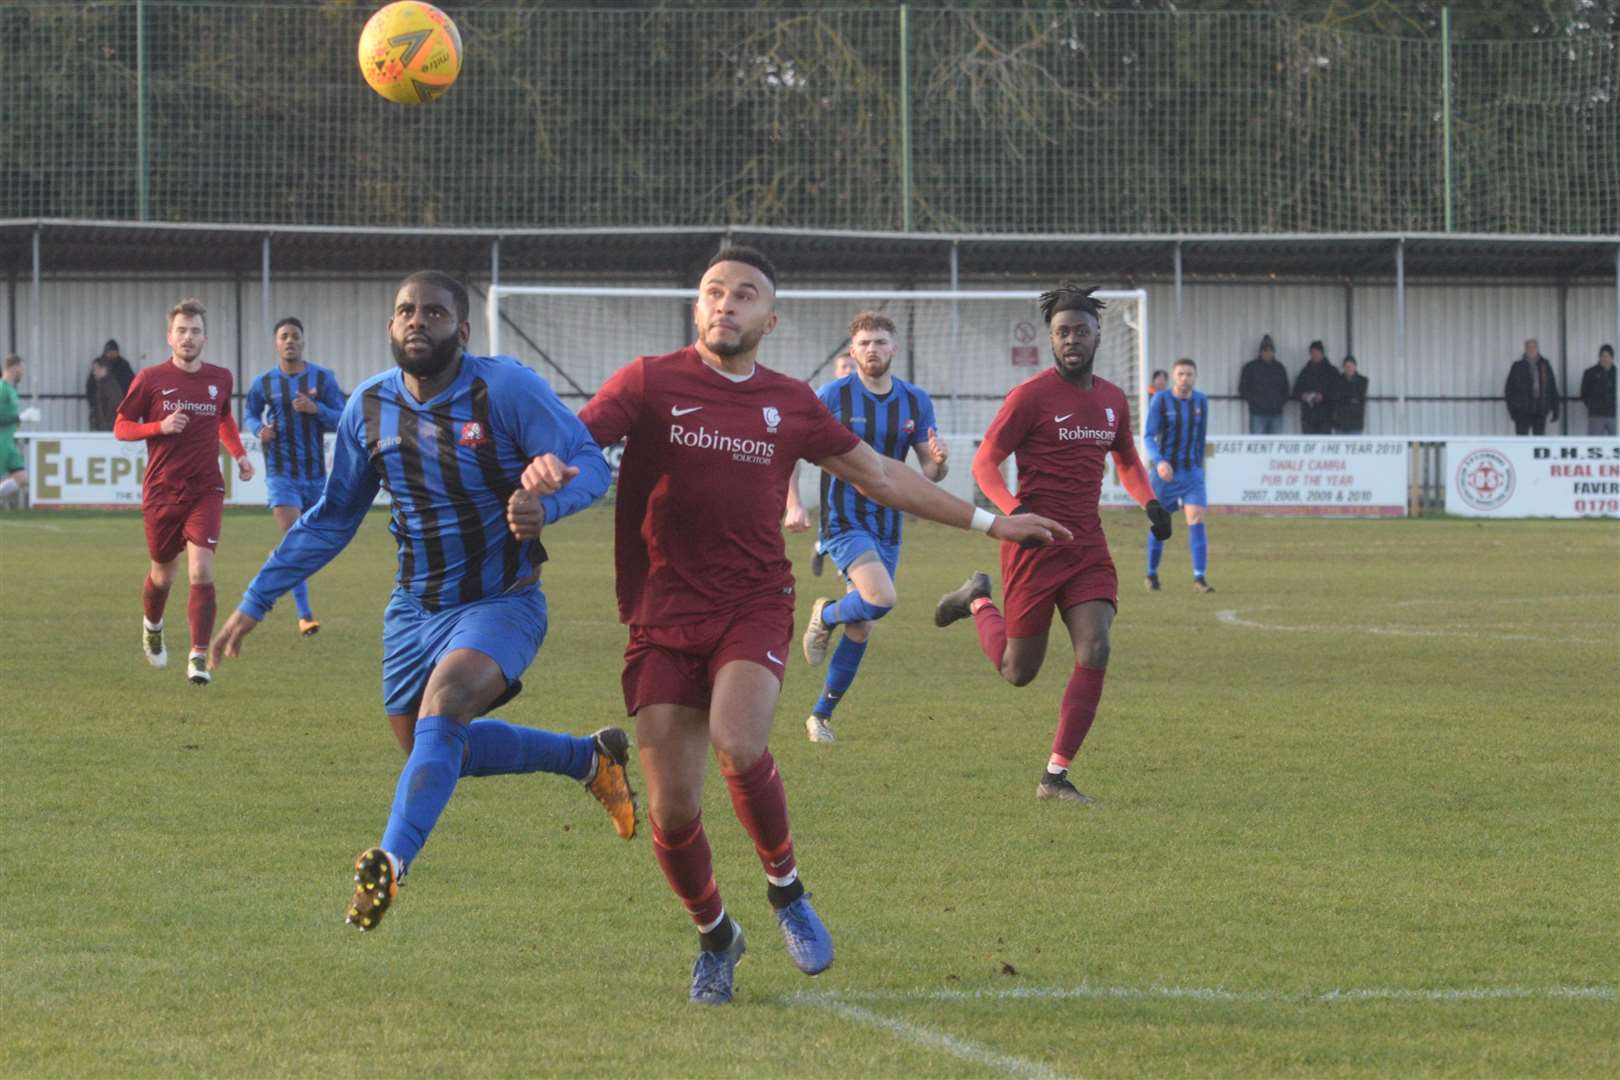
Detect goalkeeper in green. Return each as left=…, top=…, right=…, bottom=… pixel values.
left=0, top=354, right=36, bottom=505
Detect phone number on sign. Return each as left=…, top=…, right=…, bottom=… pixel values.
left=1243, top=490, right=1374, bottom=503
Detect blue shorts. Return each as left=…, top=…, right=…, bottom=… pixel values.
left=1151, top=466, right=1207, bottom=513
left=266, top=474, right=326, bottom=511
left=820, top=528, right=901, bottom=581
left=381, top=584, right=548, bottom=716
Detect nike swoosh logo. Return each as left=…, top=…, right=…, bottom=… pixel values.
left=765, top=650, right=784, bottom=666
left=162, top=388, right=179, bottom=396
left=206, top=538, right=217, bottom=544
left=671, top=405, right=703, bottom=416
left=1055, top=413, right=1073, bottom=423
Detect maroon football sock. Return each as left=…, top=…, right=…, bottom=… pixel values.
left=651, top=813, right=725, bottom=929
left=1051, top=664, right=1107, bottom=765
left=142, top=575, right=171, bottom=625
left=187, top=583, right=216, bottom=653
left=972, top=600, right=1008, bottom=668
left=721, top=751, right=797, bottom=884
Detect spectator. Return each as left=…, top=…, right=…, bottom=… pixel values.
left=1238, top=334, right=1290, bottom=435
left=1334, top=355, right=1368, bottom=435
left=1293, top=340, right=1337, bottom=435
left=1504, top=338, right=1559, bottom=436
left=87, top=357, right=125, bottom=431
left=85, top=339, right=135, bottom=418
left=1579, top=345, right=1616, bottom=436
left=1150, top=368, right=1169, bottom=394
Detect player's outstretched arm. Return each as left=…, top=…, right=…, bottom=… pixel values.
left=509, top=366, right=611, bottom=523
left=520, top=453, right=579, bottom=496
left=236, top=404, right=378, bottom=623
left=208, top=610, right=259, bottom=670
left=821, top=442, right=1071, bottom=547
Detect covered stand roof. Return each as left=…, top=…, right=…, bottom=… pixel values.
left=1, top=220, right=1615, bottom=282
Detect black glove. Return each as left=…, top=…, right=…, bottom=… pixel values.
left=1145, top=499, right=1173, bottom=541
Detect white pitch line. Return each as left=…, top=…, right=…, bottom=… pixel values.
left=794, top=994, right=1068, bottom=1080
left=1216, top=607, right=1610, bottom=646
left=799, top=984, right=1617, bottom=1006
left=1386, top=593, right=1600, bottom=609
left=0, top=519, right=64, bottom=531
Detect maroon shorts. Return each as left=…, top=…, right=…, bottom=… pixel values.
left=1000, top=539, right=1117, bottom=639
left=621, top=600, right=795, bottom=716
left=143, top=492, right=224, bottom=563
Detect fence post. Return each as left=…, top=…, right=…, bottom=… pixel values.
left=30, top=227, right=41, bottom=399
left=899, top=4, right=913, bottom=232
left=1441, top=6, right=1453, bottom=232
left=1558, top=280, right=1569, bottom=435
left=136, top=0, right=150, bottom=221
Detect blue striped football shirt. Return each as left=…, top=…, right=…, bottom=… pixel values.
left=244, top=362, right=347, bottom=481
left=817, top=373, right=938, bottom=545
left=240, top=353, right=609, bottom=617
left=1144, top=388, right=1209, bottom=473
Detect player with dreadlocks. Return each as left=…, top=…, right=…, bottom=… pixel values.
left=935, top=283, right=1172, bottom=803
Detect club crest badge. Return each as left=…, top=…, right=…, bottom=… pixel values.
left=1105, top=407, right=1116, bottom=427
left=763, top=406, right=781, bottom=433
left=458, top=421, right=491, bottom=448
left=207, top=385, right=218, bottom=400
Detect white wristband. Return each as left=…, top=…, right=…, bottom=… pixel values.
left=970, top=507, right=996, bottom=534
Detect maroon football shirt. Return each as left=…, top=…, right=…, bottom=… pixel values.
left=116, top=360, right=235, bottom=507
left=582, top=346, right=860, bottom=627
left=980, top=369, right=1140, bottom=543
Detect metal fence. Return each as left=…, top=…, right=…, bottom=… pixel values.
left=6, top=3, right=1617, bottom=234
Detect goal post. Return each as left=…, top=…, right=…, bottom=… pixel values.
left=486, top=286, right=1150, bottom=438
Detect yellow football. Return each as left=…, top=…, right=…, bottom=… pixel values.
left=357, top=2, right=462, bottom=105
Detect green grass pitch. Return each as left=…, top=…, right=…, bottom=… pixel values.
left=1, top=507, right=1615, bottom=1077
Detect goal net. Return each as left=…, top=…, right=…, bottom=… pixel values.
left=486, top=286, right=1149, bottom=438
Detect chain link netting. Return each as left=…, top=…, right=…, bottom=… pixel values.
left=5, top=3, right=1615, bottom=234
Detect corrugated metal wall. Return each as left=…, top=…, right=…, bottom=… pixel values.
left=12, top=275, right=1618, bottom=437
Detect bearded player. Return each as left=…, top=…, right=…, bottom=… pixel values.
left=797, top=311, right=948, bottom=744
left=935, top=283, right=1172, bottom=804
left=554, top=246, right=1066, bottom=1006
left=114, top=298, right=254, bottom=685
left=211, top=272, right=634, bottom=931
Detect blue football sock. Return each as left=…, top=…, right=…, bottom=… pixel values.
left=1147, top=533, right=1165, bottom=576
left=380, top=716, right=467, bottom=869
left=1189, top=522, right=1208, bottom=577
left=461, top=719, right=594, bottom=780
left=823, top=592, right=892, bottom=627
left=813, top=637, right=868, bottom=718
left=292, top=580, right=314, bottom=621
